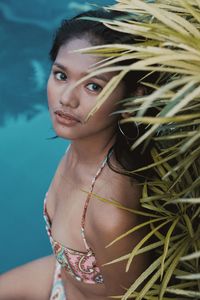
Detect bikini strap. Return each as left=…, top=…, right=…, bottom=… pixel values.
left=81, top=148, right=113, bottom=251
left=65, top=143, right=113, bottom=251
left=65, top=143, right=71, bottom=153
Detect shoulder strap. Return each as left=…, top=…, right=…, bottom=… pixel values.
left=65, top=143, right=71, bottom=153
left=80, top=148, right=113, bottom=251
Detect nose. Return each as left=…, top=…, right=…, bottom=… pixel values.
left=59, top=84, right=79, bottom=108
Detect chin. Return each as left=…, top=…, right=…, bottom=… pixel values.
left=53, top=124, right=81, bottom=140
left=53, top=127, right=73, bottom=140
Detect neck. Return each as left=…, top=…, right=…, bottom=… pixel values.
left=68, top=130, right=116, bottom=167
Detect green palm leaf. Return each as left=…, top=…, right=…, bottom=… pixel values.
left=78, top=0, right=200, bottom=298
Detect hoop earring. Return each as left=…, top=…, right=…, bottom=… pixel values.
left=118, top=120, right=139, bottom=140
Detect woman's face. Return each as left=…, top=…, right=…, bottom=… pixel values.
left=47, top=38, right=126, bottom=141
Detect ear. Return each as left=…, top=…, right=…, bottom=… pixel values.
left=132, top=84, right=147, bottom=97
left=121, top=84, right=146, bottom=119
left=121, top=112, right=131, bottom=119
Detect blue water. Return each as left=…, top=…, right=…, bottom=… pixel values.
left=0, top=0, right=114, bottom=273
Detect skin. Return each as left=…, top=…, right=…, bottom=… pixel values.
left=47, top=38, right=124, bottom=160
left=0, top=38, right=149, bottom=300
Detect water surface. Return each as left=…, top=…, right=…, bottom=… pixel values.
left=0, top=0, right=114, bottom=273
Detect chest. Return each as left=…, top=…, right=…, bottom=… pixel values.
left=45, top=169, right=97, bottom=251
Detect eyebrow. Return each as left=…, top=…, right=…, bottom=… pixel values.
left=53, top=62, right=110, bottom=83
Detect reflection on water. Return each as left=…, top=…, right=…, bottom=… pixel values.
left=0, top=0, right=114, bottom=273
left=0, top=0, right=97, bottom=30
left=0, top=16, right=49, bottom=126
left=0, top=0, right=114, bottom=126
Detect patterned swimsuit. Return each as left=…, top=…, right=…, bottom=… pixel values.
left=43, top=145, right=113, bottom=299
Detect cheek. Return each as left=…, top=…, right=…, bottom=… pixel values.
left=91, top=101, right=118, bottom=126
left=90, top=88, right=124, bottom=124
left=99, top=97, right=119, bottom=117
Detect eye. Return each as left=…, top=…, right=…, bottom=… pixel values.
left=86, top=83, right=102, bottom=93
left=53, top=71, right=67, bottom=81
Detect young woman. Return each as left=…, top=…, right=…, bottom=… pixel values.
left=0, top=9, right=156, bottom=300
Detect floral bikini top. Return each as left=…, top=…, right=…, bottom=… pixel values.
left=43, top=145, right=113, bottom=285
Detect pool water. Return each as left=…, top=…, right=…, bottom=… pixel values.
left=0, top=0, right=114, bottom=273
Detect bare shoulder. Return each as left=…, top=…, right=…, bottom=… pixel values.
left=95, top=159, right=142, bottom=215
left=90, top=160, right=144, bottom=245
left=88, top=163, right=149, bottom=295
left=104, top=162, right=142, bottom=209
left=0, top=255, right=56, bottom=300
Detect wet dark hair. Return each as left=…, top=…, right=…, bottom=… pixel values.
left=49, top=9, right=158, bottom=182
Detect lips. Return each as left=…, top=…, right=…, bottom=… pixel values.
left=54, top=110, right=81, bottom=123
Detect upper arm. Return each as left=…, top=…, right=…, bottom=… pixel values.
left=90, top=177, right=149, bottom=296
left=0, top=255, right=56, bottom=300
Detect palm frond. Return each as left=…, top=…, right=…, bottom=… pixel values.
left=78, top=0, right=200, bottom=298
